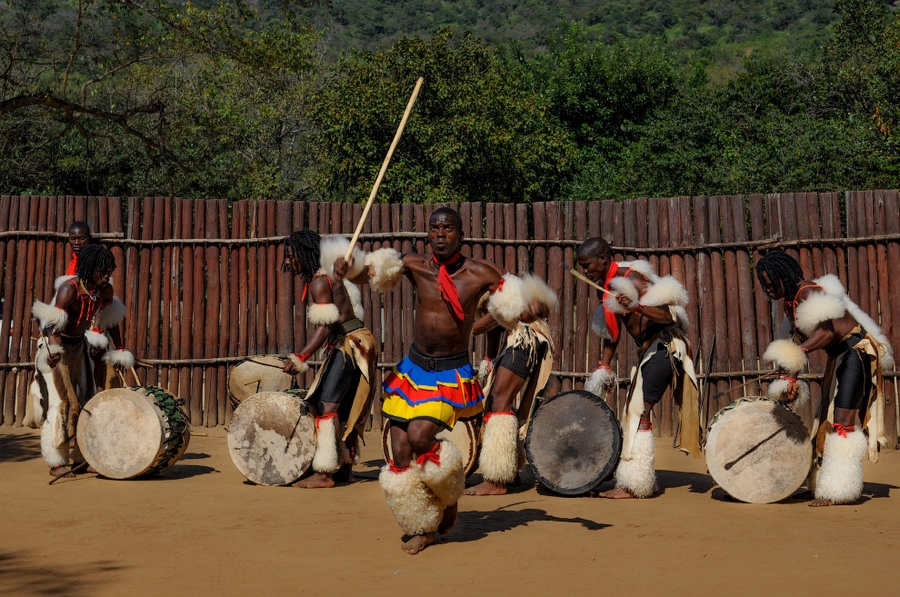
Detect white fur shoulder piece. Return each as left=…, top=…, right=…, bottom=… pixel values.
left=308, top=302, right=340, bottom=326
left=364, top=248, right=403, bottom=292
left=763, top=339, right=807, bottom=373
left=795, top=291, right=845, bottom=336
left=319, top=236, right=366, bottom=280
left=32, top=300, right=68, bottom=332
left=620, top=260, right=659, bottom=283
left=603, top=276, right=638, bottom=314
left=95, top=297, right=127, bottom=330
left=54, top=275, right=76, bottom=290
left=813, top=274, right=846, bottom=297
left=640, top=275, right=688, bottom=308
left=487, top=274, right=527, bottom=329
left=521, top=274, right=558, bottom=311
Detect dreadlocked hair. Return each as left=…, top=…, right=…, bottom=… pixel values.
left=284, top=230, right=321, bottom=281
left=756, top=250, right=803, bottom=300
left=77, top=244, right=116, bottom=281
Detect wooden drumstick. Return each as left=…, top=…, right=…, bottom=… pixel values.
left=48, top=461, right=89, bottom=485
left=710, top=370, right=780, bottom=400
left=568, top=267, right=615, bottom=296
left=344, top=76, right=425, bottom=262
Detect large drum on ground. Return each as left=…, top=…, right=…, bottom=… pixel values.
left=228, top=356, right=293, bottom=406
left=525, top=390, right=622, bottom=496
left=227, top=391, right=316, bottom=486
left=382, top=418, right=480, bottom=477
left=77, top=386, right=191, bottom=479
left=705, top=396, right=812, bottom=504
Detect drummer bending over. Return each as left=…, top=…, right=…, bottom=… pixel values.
left=337, top=207, right=552, bottom=554
left=30, top=244, right=132, bottom=477
left=577, top=237, right=701, bottom=499
left=756, top=251, right=893, bottom=506
left=281, top=230, right=378, bottom=489
left=464, top=313, right=556, bottom=496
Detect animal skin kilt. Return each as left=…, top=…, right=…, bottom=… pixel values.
left=31, top=335, right=96, bottom=468
left=303, top=320, right=378, bottom=473
left=615, top=326, right=700, bottom=498
left=477, top=320, right=555, bottom=485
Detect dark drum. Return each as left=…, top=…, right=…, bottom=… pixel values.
left=525, top=390, right=622, bottom=496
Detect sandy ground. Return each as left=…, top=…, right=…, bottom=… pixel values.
left=1, top=425, right=899, bottom=597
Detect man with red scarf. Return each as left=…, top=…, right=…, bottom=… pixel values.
left=336, top=207, right=553, bottom=554
left=577, top=237, right=700, bottom=499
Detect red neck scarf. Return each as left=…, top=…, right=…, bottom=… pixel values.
left=433, top=251, right=465, bottom=321
left=66, top=253, right=78, bottom=276
left=601, top=262, right=621, bottom=342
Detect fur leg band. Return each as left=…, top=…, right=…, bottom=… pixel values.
left=417, top=439, right=465, bottom=508
left=102, top=349, right=134, bottom=369
left=40, top=421, right=68, bottom=468
left=813, top=426, right=866, bottom=504
left=379, top=464, right=442, bottom=536
left=478, top=412, right=520, bottom=485
left=614, top=429, right=657, bottom=498
left=763, top=339, right=807, bottom=373
left=312, top=414, right=340, bottom=473
left=365, top=248, right=403, bottom=291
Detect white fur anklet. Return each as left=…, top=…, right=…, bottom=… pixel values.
left=479, top=412, right=520, bottom=485
left=312, top=415, right=340, bottom=474
left=40, top=422, right=68, bottom=468
left=615, top=429, right=657, bottom=498
left=417, top=439, right=465, bottom=507
left=379, top=464, right=442, bottom=536
left=814, top=426, right=867, bottom=504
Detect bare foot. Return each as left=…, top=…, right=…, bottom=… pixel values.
left=49, top=466, right=73, bottom=478
left=401, top=533, right=435, bottom=555
left=463, top=480, right=508, bottom=496
left=438, top=503, right=458, bottom=535
left=595, top=487, right=637, bottom=499
left=292, top=473, right=335, bottom=489
left=809, top=498, right=835, bottom=507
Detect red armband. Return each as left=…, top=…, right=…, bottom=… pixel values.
left=779, top=375, right=797, bottom=383
left=598, top=363, right=612, bottom=371
left=294, top=353, right=310, bottom=363
left=116, top=345, right=125, bottom=350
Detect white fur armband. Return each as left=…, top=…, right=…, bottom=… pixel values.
left=32, top=300, right=68, bottom=333
left=763, top=339, right=807, bottom=373
left=521, top=274, right=559, bottom=311
left=85, top=329, right=109, bottom=350
left=289, top=354, right=310, bottom=375
left=364, top=248, right=403, bottom=292
left=34, top=339, right=64, bottom=374
left=308, top=302, right=340, bottom=326
left=795, top=291, right=845, bottom=337
left=487, top=274, right=527, bottom=329
left=767, top=378, right=810, bottom=407
left=95, top=297, right=126, bottom=330
left=319, top=236, right=366, bottom=280
left=584, top=367, right=616, bottom=396
left=640, top=276, right=688, bottom=308
left=102, top=349, right=134, bottom=369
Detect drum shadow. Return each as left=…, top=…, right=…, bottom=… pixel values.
left=863, top=481, right=898, bottom=499
left=0, top=433, right=40, bottom=462
left=0, top=549, right=124, bottom=596
left=589, top=470, right=715, bottom=497
left=452, top=504, right=611, bottom=543
left=179, top=451, right=211, bottom=460
left=140, top=464, right=219, bottom=480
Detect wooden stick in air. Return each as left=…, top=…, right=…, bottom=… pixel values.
left=344, top=77, right=425, bottom=262
left=568, top=267, right=614, bottom=296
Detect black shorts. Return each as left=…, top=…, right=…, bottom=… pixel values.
left=306, top=349, right=361, bottom=421
left=638, top=344, right=673, bottom=406
left=495, top=345, right=531, bottom=380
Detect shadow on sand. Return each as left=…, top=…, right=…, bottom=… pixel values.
left=0, top=433, right=41, bottom=463
left=451, top=502, right=611, bottom=543
left=0, top=549, right=125, bottom=596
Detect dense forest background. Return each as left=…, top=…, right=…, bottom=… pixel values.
left=1, top=0, right=898, bottom=203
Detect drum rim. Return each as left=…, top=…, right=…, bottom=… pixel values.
left=705, top=396, right=812, bottom=503
left=228, top=355, right=293, bottom=402
left=226, top=390, right=314, bottom=486
left=77, top=387, right=168, bottom=479
left=525, top=389, right=623, bottom=496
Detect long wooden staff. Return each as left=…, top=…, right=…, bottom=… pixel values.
left=568, top=267, right=615, bottom=296
left=344, top=76, right=425, bottom=261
